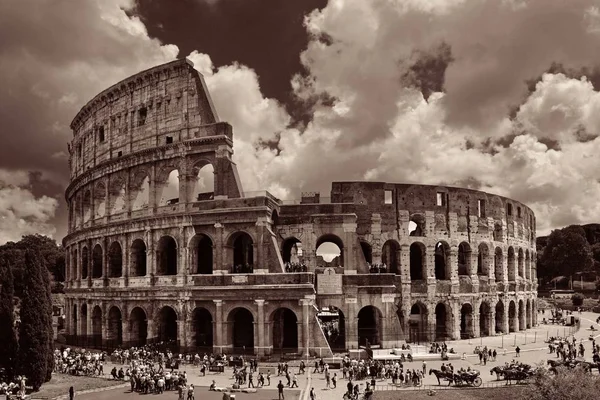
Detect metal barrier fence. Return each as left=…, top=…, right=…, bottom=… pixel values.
left=375, top=380, right=517, bottom=391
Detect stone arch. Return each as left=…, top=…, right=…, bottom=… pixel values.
left=409, top=213, right=425, bottom=236
left=91, top=305, right=102, bottom=347
left=228, top=231, right=255, bottom=272
left=130, top=239, right=147, bottom=277
left=358, top=306, right=382, bottom=347
left=518, top=299, right=525, bottom=331
left=129, top=307, right=148, bottom=346
left=458, top=242, right=471, bottom=276
left=434, top=241, right=451, bottom=280
left=360, top=241, right=373, bottom=265
left=526, top=299, right=532, bottom=329
left=435, top=303, right=452, bottom=341
left=507, top=247, right=516, bottom=281
left=382, top=240, right=400, bottom=274
left=282, top=237, right=303, bottom=265
left=94, top=182, right=107, bottom=219
left=192, top=307, right=213, bottom=348
left=479, top=301, right=492, bottom=337
left=460, top=303, right=474, bottom=339
left=131, top=175, right=150, bottom=211
left=525, top=250, right=531, bottom=279
left=107, top=306, right=123, bottom=346
left=159, top=169, right=180, bottom=206
left=109, top=178, right=127, bottom=214
left=409, top=302, right=428, bottom=343
left=157, top=306, right=178, bottom=343
left=477, top=243, right=490, bottom=275
left=190, top=162, right=215, bottom=202
left=189, top=234, right=213, bottom=274
left=108, top=241, right=123, bottom=278
left=495, top=301, right=505, bottom=334
left=82, top=246, right=89, bottom=279
left=83, top=190, right=92, bottom=222
left=227, top=307, right=254, bottom=351
left=92, top=244, right=103, bottom=278
left=410, top=242, right=426, bottom=280
left=272, top=308, right=299, bottom=350
left=508, top=300, right=517, bottom=332
left=71, top=248, right=78, bottom=281
left=494, top=247, right=503, bottom=281
left=518, top=248, right=524, bottom=278
left=157, top=235, right=177, bottom=275
left=316, top=234, right=344, bottom=268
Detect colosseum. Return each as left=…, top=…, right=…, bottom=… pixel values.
left=63, top=58, right=538, bottom=357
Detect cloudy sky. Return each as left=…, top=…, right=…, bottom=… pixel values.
left=2, top=0, right=600, bottom=244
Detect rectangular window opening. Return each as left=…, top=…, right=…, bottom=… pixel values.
left=166, top=136, right=173, bottom=144
left=98, top=126, right=105, bottom=142
left=117, top=151, right=122, bottom=157
left=507, top=203, right=513, bottom=216
left=138, top=107, right=147, bottom=126
left=436, top=192, right=447, bottom=207
left=478, top=199, right=486, bottom=218
left=517, top=207, right=522, bottom=218
left=384, top=190, right=393, bottom=204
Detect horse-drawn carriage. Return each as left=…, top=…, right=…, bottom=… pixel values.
left=429, top=369, right=482, bottom=387
left=490, top=363, right=535, bottom=384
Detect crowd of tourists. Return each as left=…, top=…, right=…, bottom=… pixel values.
left=54, top=348, right=106, bottom=376
left=320, top=320, right=340, bottom=341
left=367, top=263, right=388, bottom=274
left=284, top=262, right=308, bottom=272
left=0, top=376, right=26, bottom=397
left=232, top=264, right=254, bottom=273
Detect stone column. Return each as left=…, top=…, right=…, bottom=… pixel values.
left=255, top=300, right=266, bottom=356
left=213, top=300, right=224, bottom=352
left=489, top=308, right=496, bottom=336
left=472, top=309, right=480, bottom=338
left=347, top=301, right=358, bottom=349
left=122, top=318, right=130, bottom=346
left=86, top=304, right=93, bottom=338
left=300, top=299, right=312, bottom=357
left=147, top=319, right=155, bottom=343
left=503, top=301, right=510, bottom=334
left=427, top=309, right=437, bottom=342
left=146, top=229, right=155, bottom=276
left=452, top=302, right=461, bottom=340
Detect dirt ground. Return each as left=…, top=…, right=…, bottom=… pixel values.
left=373, top=386, right=529, bottom=400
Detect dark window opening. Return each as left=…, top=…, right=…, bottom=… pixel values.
left=98, top=127, right=105, bottom=142
left=166, top=136, right=173, bottom=144
left=138, top=107, right=147, bottom=126
left=517, top=207, right=522, bottom=218
left=117, top=151, right=122, bottom=157
left=507, top=203, right=513, bottom=216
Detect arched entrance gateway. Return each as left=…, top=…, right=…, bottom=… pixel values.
left=317, top=307, right=345, bottom=350
left=509, top=301, right=517, bottom=332
left=157, top=306, right=178, bottom=344
left=460, top=304, right=474, bottom=339
left=192, top=308, right=213, bottom=349
left=435, top=303, right=451, bottom=341
left=526, top=300, right=532, bottom=329
left=107, top=307, right=123, bottom=347
left=80, top=304, right=88, bottom=345
left=518, top=300, right=525, bottom=331
left=228, top=308, right=254, bottom=353
left=92, top=306, right=102, bottom=347
left=479, top=302, right=492, bottom=336
left=272, top=308, right=298, bottom=352
left=358, top=306, right=382, bottom=347
left=130, top=307, right=148, bottom=347
left=157, top=236, right=177, bottom=275
left=495, top=301, right=505, bottom=334
left=409, top=303, right=427, bottom=343
left=230, top=232, right=254, bottom=272
left=190, top=234, right=213, bottom=274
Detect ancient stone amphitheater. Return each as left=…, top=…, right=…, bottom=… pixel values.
left=63, top=58, right=538, bottom=357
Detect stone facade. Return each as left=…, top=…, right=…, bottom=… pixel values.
left=63, top=59, right=538, bottom=357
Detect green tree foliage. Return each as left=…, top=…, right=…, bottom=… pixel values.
left=0, top=256, right=18, bottom=381
left=39, top=260, right=54, bottom=382
left=18, top=250, right=51, bottom=391
left=540, top=225, right=594, bottom=279
left=572, top=293, right=585, bottom=306
left=523, top=367, right=600, bottom=400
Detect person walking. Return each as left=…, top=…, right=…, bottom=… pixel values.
left=278, top=380, right=285, bottom=400
left=516, top=346, right=521, bottom=357
left=69, top=386, right=74, bottom=400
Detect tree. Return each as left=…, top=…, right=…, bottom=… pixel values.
left=18, top=250, right=51, bottom=391
left=523, top=367, right=600, bottom=400
left=0, top=256, right=18, bottom=380
left=39, top=257, right=54, bottom=382
left=572, top=293, right=585, bottom=307
left=540, top=227, right=594, bottom=279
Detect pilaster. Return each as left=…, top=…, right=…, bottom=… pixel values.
left=255, top=299, right=266, bottom=356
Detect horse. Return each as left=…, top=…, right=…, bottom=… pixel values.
left=503, top=369, right=531, bottom=385
left=490, top=366, right=505, bottom=380
left=429, top=369, right=453, bottom=386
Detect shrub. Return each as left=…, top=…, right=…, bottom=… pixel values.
left=523, top=367, right=600, bottom=400
left=572, top=293, right=585, bottom=306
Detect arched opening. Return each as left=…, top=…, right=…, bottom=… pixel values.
left=525, top=251, right=531, bottom=279
left=282, top=237, right=304, bottom=267
left=230, top=232, right=254, bottom=272
left=382, top=240, right=400, bottom=274
left=157, top=306, right=178, bottom=343
left=81, top=246, right=89, bottom=279
left=160, top=169, right=180, bottom=206
left=72, top=304, right=78, bottom=337
left=435, top=241, right=450, bottom=279
left=532, top=299, right=537, bottom=325
left=316, top=234, right=343, bottom=268
left=157, top=236, right=177, bottom=275
left=409, top=303, right=427, bottom=343
left=435, top=303, right=450, bottom=341
left=493, top=222, right=502, bottom=241
left=107, top=307, right=123, bottom=346
left=190, top=163, right=215, bottom=201
left=460, top=303, right=474, bottom=339
left=228, top=308, right=254, bottom=351
left=479, top=302, right=491, bottom=337
left=494, top=248, right=503, bottom=281
left=360, top=241, right=373, bottom=265
left=272, top=308, right=298, bottom=351
left=507, top=247, right=516, bottom=281
left=191, top=234, right=213, bottom=274
left=517, top=248, right=524, bottom=278
left=81, top=304, right=88, bottom=343
left=130, top=239, right=147, bottom=277
left=458, top=242, right=471, bottom=276
left=495, top=301, right=505, bottom=334
left=508, top=301, right=517, bottom=333
left=132, top=175, right=150, bottom=211
left=410, top=242, right=425, bottom=280
left=526, top=299, right=531, bottom=329
left=92, top=244, right=103, bottom=278
left=92, top=306, right=102, bottom=347
left=192, top=308, right=213, bottom=348
left=317, top=307, right=346, bottom=351
left=110, top=179, right=126, bottom=215
left=477, top=243, right=489, bottom=275
left=94, top=182, right=106, bottom=219
left=358, top=306, right=382, bottom=347
left=129, top=307, right=148, bottom=347
left=518, top=300, right=525, bottom=331
left=409, top=214, right=425, bottom=236
left=83, top=190, right=92, bottom=222
left=108, top=242, right=123, bottom=278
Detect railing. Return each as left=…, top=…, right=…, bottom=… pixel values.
left=411, top=280, right=428, bottom=294
left=343, top=273, right=397, bottom=287
left=436, top=280, right=452, bottom=294
left=128, top=276, right=151, bottom=287
left=190, top=272, right=315, bottom=286
left=459, top=276, right=473, bottom=293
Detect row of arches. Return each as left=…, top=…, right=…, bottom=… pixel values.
left=71, top=164, right=215, bottom=228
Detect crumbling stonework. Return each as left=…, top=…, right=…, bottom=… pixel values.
left=63, top=59, right=537, bottom=357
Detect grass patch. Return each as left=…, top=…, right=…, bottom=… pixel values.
left=34, top=374, right=126, bottom=399
left=373, top=386, right=528, bottom=400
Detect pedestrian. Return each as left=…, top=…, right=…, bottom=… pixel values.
left=422, top=360, right=427, bottom=374
left=186, top=384, right=194, bottom=400
left=278, top=380, right=285, bottom=400
left=309, top=387, right=316, bottom=400
left=69, top=386, right=74, bottom=400
left=516, top=346, right=521, bottom=357
left=332, top=372, right=337, bottom=389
